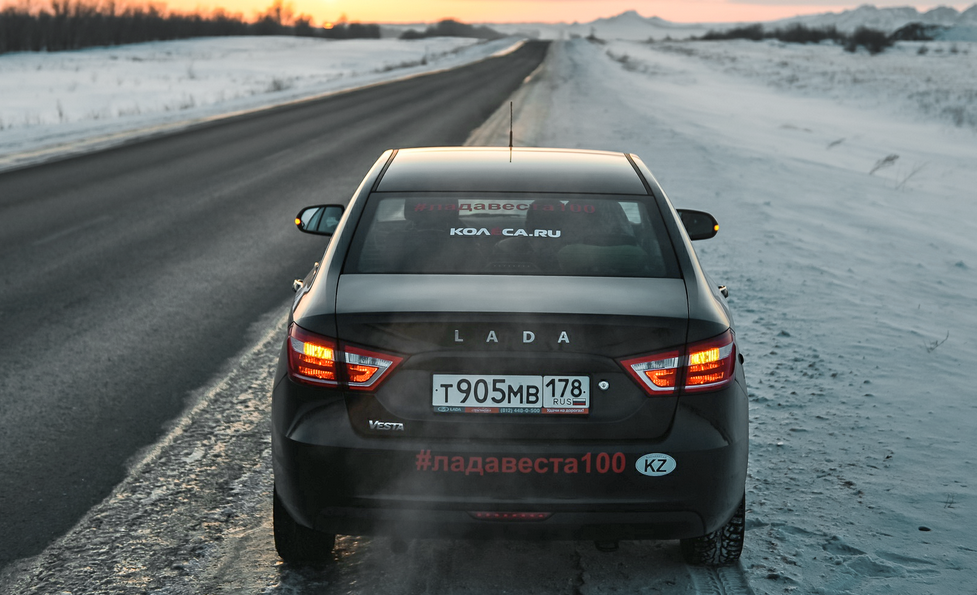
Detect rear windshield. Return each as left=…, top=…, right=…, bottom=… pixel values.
left=344, top=194, right=681, bottom=278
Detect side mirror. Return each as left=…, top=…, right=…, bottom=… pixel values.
left=295, top=205, right=344, bottom=236
left=676, top=209, right=719, bottom=241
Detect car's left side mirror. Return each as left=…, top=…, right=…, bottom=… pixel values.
left=676, top=209, right=719, bottom=241
left=295, top=205, right=344, bottom=236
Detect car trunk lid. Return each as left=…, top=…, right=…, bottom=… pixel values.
left=335, top=274, right=689, bottom=441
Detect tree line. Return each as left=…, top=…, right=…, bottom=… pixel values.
left=399, top=19, right=502, bottom=40
left=698, top=23, right=897, bottom=54
left=0, top=0, right=379, bottom=54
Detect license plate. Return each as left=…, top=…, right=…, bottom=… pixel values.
left=432, top=375, right=590, bottom=415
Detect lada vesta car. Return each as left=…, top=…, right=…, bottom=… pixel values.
left=273, top=147, right=748, bottom=565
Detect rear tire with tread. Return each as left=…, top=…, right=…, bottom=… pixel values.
left=274, top=488, right=336, bottom=563
left=680, top=497, right=745, bottom=566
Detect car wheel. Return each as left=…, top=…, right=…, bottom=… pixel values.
left=680, top=497, right=745, bottom=566
left=274, top=488, right=336, bottom=563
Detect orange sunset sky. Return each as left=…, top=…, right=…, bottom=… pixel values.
left=171, top=0, right=972, bottom=24
left=5, top=0, right=971, bottom=24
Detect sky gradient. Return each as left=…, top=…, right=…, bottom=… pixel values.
left=8, top=0, right=973, bottom=25
left=199, top=1, right=974, bottom=25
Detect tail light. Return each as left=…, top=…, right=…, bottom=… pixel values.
left=683, top=331, right=736, bottom=393
left=287, top=324, right=403, bottom=390
left=619, top=349, right=682, bottom=395
left=288, top=325, right=339, bottom=387
left=620, top=330, right=736, bottom=396
left=343, top=345, right=404, bottom=390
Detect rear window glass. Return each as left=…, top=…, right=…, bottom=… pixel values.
left=344, top=195, right=681, bottom=278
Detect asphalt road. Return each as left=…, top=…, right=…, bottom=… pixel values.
left=0, top=40, right=549, bottom=569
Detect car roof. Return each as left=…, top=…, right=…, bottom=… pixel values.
left=375, top=147, right=650, bottom=195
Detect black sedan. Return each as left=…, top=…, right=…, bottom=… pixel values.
left=272, top=147, right=748, bottom=565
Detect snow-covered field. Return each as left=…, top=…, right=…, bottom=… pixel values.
left=644, top=39, right=977, bottom=130
left=509, top=38, right=977, bottom=593
left=3, top=35, right=977, bottom=594
left=0, top=35, right=523, bottom=171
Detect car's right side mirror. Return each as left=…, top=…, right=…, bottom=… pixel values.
left=676, top=209, right=719, bottom=241
left=295, top=205, right=344, bottom=236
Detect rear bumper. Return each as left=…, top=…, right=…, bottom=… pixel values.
left=308, top=506, right=703, bottom=541
left=272, top=373, right=748, bottom=541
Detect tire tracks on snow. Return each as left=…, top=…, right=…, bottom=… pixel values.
left=689, top=565, right=757, bottom=595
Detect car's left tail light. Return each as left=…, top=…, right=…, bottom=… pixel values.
left=288, top=325, right=339, bottom=387
left=343, top=345, right=404, bottom=390
left=620, top=330, right=736, bottom=396
left=287, top=324, right=403, bottom=390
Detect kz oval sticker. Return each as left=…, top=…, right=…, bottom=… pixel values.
left=636, top=453, right=676, bottom=477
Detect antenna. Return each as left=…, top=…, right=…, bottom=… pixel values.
left=509, top=101, right=513, bottom=162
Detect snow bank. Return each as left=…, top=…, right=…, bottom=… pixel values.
left=0, top=35, right=523, bottom=171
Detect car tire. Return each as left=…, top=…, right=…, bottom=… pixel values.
left=680, top=497, right=745, bottom=566
left=274, top=488, right=336, bottom=563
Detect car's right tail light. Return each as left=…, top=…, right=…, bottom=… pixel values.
left=620, top=330, right=736, bottom=396
left=682, top=330, right=736, bottom=393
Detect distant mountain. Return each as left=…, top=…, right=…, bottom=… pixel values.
left=772, top=4, right=976, bottom=33
left=922, top=6, right=962, bottom=24
left=386, top=4, right=977, bottom=41
left=582, top=9, right=706, bottom=38
left=959, top=4, right=977, bottom=24
left=490, top=9, right=716, bottom=41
